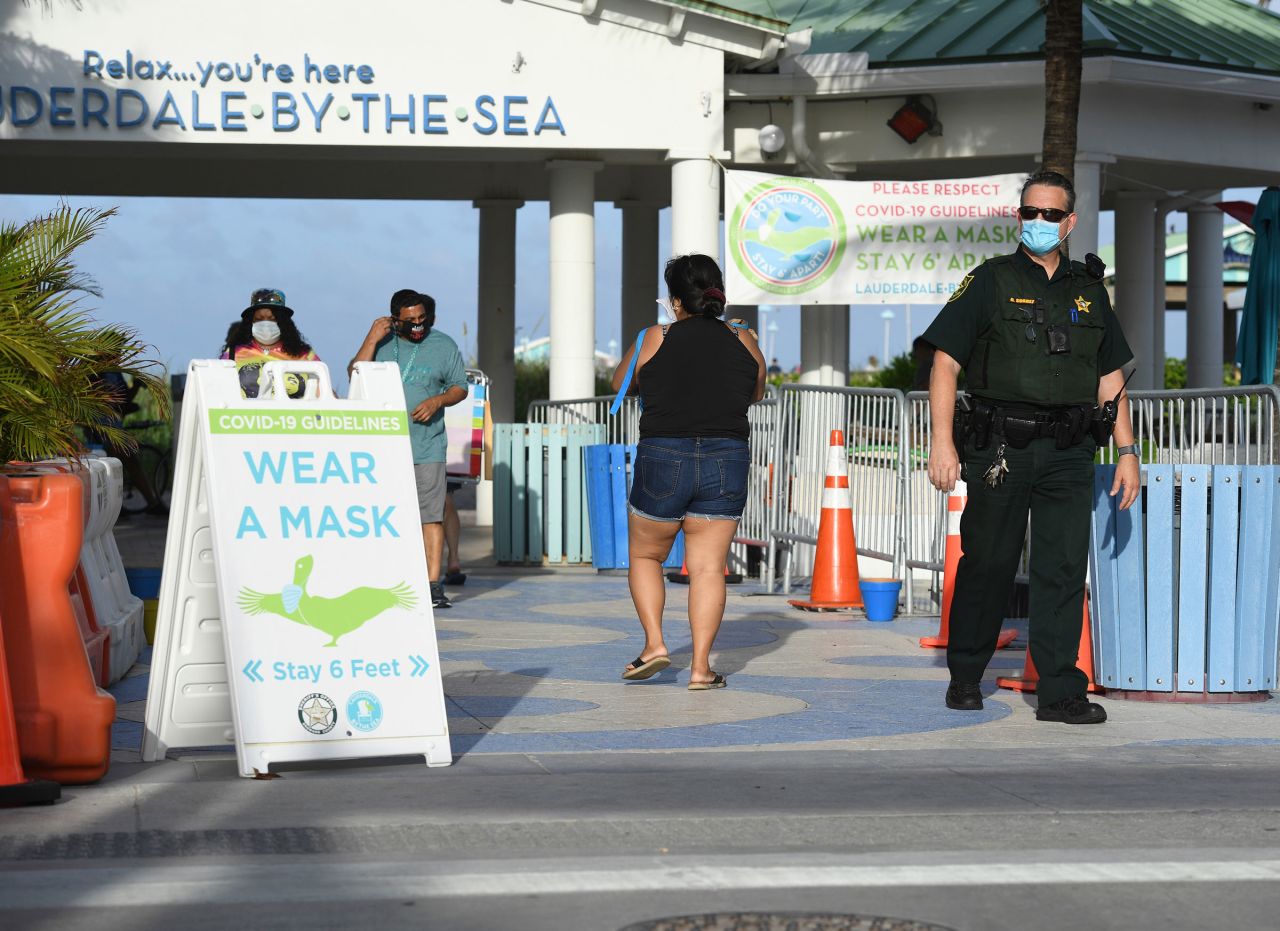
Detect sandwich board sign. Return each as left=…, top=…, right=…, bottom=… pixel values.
left=143, top=359, right=451, bottom=775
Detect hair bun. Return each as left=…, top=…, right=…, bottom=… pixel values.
left=663, top=253, right=727, bottom=319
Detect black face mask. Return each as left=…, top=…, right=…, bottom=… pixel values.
left=397, top=320, right=429, bottom=343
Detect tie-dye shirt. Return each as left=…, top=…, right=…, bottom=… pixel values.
left=220, top=342, right=320, bottom=399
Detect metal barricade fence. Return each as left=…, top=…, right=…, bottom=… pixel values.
left=514, top=385, right=1278, bottom=612
left=1100, top=386, right=1280, bottom=465
left=731, top=396, right=779, bottom=579
left=528, top=396, right=640, bottom=445
left=901, top=385, right=1280, bottom=617
left=523, top=390, right=782, bottom=581
left=765, top=385, right=906, bottom=602
left=903, top=391, right=945, bottom=614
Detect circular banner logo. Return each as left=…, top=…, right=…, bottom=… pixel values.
left=346, top=690, right=384, bottom=733
left=297, top=692, right=337, bottom=735
left=729, top=177, right=846, bottom=295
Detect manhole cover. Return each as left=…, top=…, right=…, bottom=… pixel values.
left=620, top=914, right=956, bottom=931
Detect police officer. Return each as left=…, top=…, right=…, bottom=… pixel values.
left=923, top=170, right=1140, bottom=725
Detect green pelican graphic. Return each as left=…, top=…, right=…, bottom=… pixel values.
left=738, top=207, right=833, bottom=262
left=237, top=554, right=418, bottom=646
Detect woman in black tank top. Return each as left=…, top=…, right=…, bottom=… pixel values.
left=609, top=254, right=765, bottom=691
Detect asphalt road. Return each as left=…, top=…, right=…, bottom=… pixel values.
left=4, top=745, right=1279, bottom=930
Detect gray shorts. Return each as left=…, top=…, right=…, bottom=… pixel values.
left=414, top=462, right=448, bottom=524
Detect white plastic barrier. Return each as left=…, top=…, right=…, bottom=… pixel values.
left=81, top=457, right=145, bottom=682
left=31, top=456, right=145, bottom=683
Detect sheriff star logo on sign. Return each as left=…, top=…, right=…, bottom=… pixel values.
left=298, top=693, right=337, bottom=735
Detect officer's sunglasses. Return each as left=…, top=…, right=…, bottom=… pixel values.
left=1017, top=205, right=1070, bottom=223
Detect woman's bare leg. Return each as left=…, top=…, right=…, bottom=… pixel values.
left=682, top=517, right=739, bottom=684
left=627, top=511, right=681, bottom=666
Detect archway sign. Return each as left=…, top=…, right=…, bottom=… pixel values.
left=143, top=360, right=451, bottom=776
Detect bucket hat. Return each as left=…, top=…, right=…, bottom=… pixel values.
left=241, top=287, right=294, bottom=320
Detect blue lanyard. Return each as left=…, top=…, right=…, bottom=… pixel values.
left=393, top=336, right=422, bottom=383
left=610, top=328, right=648, bottom=415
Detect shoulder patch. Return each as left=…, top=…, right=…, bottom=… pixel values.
left=947, top=273, right=974, bottom=303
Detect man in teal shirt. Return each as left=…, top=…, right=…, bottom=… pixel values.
left=352, top=289, right=467, bottom=609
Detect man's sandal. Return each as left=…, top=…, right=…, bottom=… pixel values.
left=622, top=655, right=671, bottom=680
left=687, top=673, right=726, bottom=691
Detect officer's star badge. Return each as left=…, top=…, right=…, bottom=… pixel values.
left=1074, top=296, right=1092, bottom=315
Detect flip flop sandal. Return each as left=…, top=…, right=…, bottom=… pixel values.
left=622, top=654, right=671, bottom=680
left=687, top=673, right=727, bottom=691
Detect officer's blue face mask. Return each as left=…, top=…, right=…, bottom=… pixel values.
left=1020, top=218, right=1064, bottom=256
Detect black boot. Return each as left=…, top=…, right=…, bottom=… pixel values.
left=945, top=680, right=983, bottom=711
left=1036, top=695, right=1107, bottom=724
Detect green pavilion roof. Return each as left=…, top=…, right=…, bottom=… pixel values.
left=716, top=0, right=1280, bottom=75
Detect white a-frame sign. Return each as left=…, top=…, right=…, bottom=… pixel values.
left=144, top=360, right=452, bottom=775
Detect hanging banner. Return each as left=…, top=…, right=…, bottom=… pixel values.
left=724, top=169, right=1028, bottom=305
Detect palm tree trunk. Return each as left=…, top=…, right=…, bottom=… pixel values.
left=1041, top=0, right=1083, bottom=181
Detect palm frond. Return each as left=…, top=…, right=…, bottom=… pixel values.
left=0, top=204, right=167, bottom=464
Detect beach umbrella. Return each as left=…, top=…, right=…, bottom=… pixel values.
left=1235, top=187, right=1280, bottom=386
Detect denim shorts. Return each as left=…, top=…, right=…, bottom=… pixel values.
left=628, top=437, right=750, bottom=522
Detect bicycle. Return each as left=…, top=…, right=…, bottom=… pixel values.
left=115, top=419, right=173, bottom=516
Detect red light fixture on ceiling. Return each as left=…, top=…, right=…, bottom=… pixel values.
left=887, top=96, right=938, bottom=144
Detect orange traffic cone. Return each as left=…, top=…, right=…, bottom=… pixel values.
left=920, top=479, right=1017, bottom=649
left=0, top=603, right=60, bottom=806
left=997, top=595, right=1102, bottom=694
left=789, top=430, right=863, bottom=611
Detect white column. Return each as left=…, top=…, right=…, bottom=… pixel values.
left=1186, top=199, right=1225, bottom=389
left=1070, top=156, right=1105, bottom=258
left=547, top=160, right=602, bottom=400
left=799, top=305, right=849, bottom=386
left=475, top=198, right=522, bottom=424
left=669, top=154, right=721, bottom=263
left=618, top=200, right=661, bottom=344
left=1153, top=200, right=1175, bottom=388
left=1113, top=193, right=1157, bottom=389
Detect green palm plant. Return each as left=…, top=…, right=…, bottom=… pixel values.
left=0, top=204, right=167, bottom=465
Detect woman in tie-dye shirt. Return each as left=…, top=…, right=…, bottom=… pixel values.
left=220, top=287, right=320, bottom=399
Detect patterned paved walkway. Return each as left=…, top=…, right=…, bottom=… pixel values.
left=109, top=569, right=1279, bottom=763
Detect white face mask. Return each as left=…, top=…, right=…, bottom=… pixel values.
left=252, top=320, right=281, bottom=345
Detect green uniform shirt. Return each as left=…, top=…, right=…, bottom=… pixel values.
left=923, top=248, right=1133, bottom=407
left=374, top=329, right=466, bottom=464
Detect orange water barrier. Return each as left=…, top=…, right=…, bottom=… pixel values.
left=0, top=472, right=115, bottom=784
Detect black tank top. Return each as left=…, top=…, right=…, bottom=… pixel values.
left=637, top=316, right=758, bottom=441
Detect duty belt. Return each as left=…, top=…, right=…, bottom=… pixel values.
left=992, top=408, right=1061, bottom=444
left=955, top=398, right=1100, bottom=451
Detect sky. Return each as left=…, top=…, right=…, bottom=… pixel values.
left=2, top=185, right=1263, bottom=391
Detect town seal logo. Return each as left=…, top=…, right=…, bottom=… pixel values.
left=346, top=691, right=384, bottom=733
left=297, top=692, right=337, bottom=735
left=729, top=177, right=846, bottom=295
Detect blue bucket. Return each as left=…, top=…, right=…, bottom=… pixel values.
left=860, top=578, right=901, bottom=622
left=125, top=567, right=163, bottom=600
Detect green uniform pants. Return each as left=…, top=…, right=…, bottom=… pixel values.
left=947, top=435, right=1096, bottom=706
